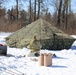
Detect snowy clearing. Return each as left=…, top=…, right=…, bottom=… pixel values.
left=0, top=32, right=76, bottom=75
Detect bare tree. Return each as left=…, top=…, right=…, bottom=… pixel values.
left=37, top=0, right=40, bottom=19
left=29, top=0, right=32, bottom=23
left=16, top=0, right=19, bottom=20
left=65, top=0, right=69, bottom=29
left=62, top=0, right=70, bottom=29
left=69, top=0, right=71, bottom=13
left=57, top=0, right=62, bottom=27
left=34, top=0, right=37, bottom=21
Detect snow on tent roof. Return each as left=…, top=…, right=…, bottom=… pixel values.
left=6, top=18, right=75, bottom=50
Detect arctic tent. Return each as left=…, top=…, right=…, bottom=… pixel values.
left=6, top=18, right=75, bottom=50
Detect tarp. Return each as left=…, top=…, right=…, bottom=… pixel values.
left=6, top=18, right=75, bottom=50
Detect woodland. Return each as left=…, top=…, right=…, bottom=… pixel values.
left=0, top=0, right=76, bottom=34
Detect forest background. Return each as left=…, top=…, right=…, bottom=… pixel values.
left=0, top=0, right=76, bottom=34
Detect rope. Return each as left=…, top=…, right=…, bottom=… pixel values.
left=3, top=70, right=15, bottom=75
left=4, top=69, right=17, bottom=75
left=0, top=61, right=25, bottom=75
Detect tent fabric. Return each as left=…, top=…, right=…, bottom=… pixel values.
left=6, top=18, right=75, bottom=50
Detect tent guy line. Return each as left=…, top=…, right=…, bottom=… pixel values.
left=0, top=61, right=25, bottom=75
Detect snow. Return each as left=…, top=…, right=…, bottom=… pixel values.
left=0, top=32, right=76, bottom=75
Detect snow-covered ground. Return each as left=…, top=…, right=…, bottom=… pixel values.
left=0, top=32, right=76, bottom=75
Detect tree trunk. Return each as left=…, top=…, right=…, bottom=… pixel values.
left=29, top=0, right=32, bottom=23
left=16, top=0, right=18, bottom=20
left=62, top=0, right=65, bottom=24
left=34, top=0, right=36, bottom=21
left=57, top=0, right=62, bottom=27
left=37, top=0, right=40, bottom=19
left=65, top=0, right=68, bottom=29
left=69, top=0, right=71, bottom=13
left=63, top=0, right=69, bottom=29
